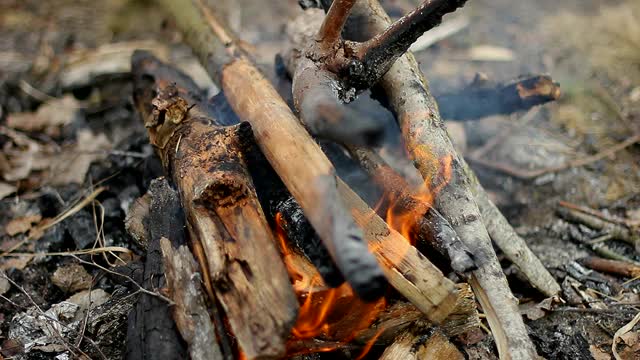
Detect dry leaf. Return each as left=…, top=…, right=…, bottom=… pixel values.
left=0, top=126, right=51, bottom=182
left=590, top=345, right=612, bottom=360
left=0, top=256, right=33, bottom=271
left=47, top=129, right=111, bottom=185
left=5, top=214, right=42, bottom=236
left=613, top=312, right=640, bottom=360
left=520, top=296, right=561, bottom=320
left=51, top=263, right=93, bottom=293
left=0, top=182, right=16, bottom=200
left=6, top=95, right=80, bottom=136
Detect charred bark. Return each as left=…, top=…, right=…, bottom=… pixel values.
left=436, top=74, right=561, bottom=120
left=125, top=178, right=188, bottom=360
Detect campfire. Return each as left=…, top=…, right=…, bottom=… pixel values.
left=122, top=0, right=564, bottom=359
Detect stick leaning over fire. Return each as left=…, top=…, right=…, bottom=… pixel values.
left=156, top=0, right=459, bottom=324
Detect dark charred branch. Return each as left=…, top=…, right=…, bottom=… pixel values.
left=125, top=178, right=189, bottom=360
left=436, top=74, right=561, bottom=120
left=131, top=51, right=299, bottom=359
left=273, top=197, right=345, bottom=287
left=343, top=0, right=468, bottom=90
left=158, top=0, right=388, bottom=301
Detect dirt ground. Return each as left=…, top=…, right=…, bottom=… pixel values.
left=1, top=0, right=639, bottom=359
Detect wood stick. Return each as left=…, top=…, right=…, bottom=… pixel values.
left=557, top=206, right=640, bottom=251
left=345, top=0, right=468, bottom=89
left=131, top=52, right=298, bottom=359
left=580, top=257, right=640, bottom=278
left=343, top=1, right=556, bottom=358
left=436, top=74, right=561, bottom=120
left=158, top=0, right=387, bottom=300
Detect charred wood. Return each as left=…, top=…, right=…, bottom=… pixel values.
left=436, top=74, right=561, bottom=121
left=342, top=1, right=559, bottom=358
left=125, top=178, right=188, bottom=360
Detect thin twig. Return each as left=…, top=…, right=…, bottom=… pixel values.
left=70, top=255, right=174, bottom=305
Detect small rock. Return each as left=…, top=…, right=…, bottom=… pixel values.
left=51, top=263, right=93, bottom=293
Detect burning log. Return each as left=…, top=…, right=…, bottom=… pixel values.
left=131, top=52, right=299, bottom=359
left=436, top=74, right=561, bottom=121
left=337, top=179, right=457, bottom=322
left=341, top=2, right=544, bottom=357
left=157, top=0, right=387, bottom=301
left=156, top=0, right=463, bottom=324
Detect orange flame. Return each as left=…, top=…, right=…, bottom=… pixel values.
left=274, top=213, right=386, bottom=356
left=383, top=154, right=453, bottom=244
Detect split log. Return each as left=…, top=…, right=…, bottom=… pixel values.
left=379, top=328, right=464, bottom=360
left=337, top=178, right=457, bottom=322
left=125, top=178, right=189, bottom=360
left=157, top=0, right=387, bottom=300
left=156, top=0, right=463, bottom=324
left=131, top=52, right=298, bottom=359
left=436, top=74, right=561, bottom=121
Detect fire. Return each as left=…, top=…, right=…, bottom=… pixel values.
left=272, top=153, right=452, bottom=357
left=274, top=213, right=386, bottom=356
left=383, top=154, right=453, bottom=244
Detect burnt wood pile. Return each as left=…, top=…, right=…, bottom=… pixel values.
left=125, top=0, right=562, bottom=359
